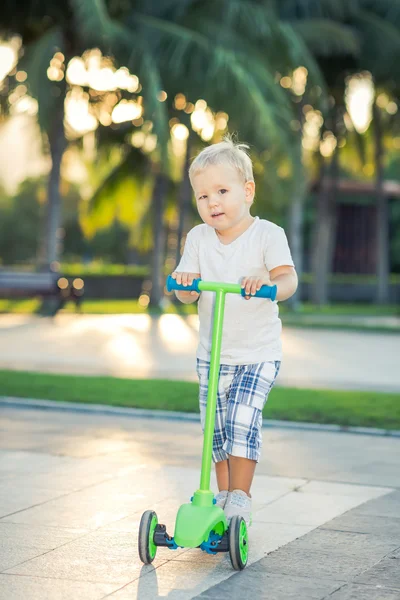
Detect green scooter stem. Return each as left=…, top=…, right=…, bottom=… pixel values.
left=199, top=287, right=225, bottom=491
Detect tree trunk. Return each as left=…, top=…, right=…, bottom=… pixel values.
left=311, top=111, right=339, bottom=306
left=45, top=95, right=67, bottom=269
left=373, top=102, right=390, bottom=304
left=288, top=193, right=304, bottom=310
left=150, top=172, right=169, bottom=307
left=288, top=101, right=306, bottom=311
left=175, top=135, right=192, bottom=268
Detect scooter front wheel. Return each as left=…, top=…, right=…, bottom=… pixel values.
left=138, top=510, right=158, bottom=564
left=228, top=515, right=248, bottom=570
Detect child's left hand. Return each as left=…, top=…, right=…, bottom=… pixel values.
left=241, top=275, right=273, bottom=300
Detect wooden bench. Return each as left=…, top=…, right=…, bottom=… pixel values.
left=0, top=270, right=85, bottom=314
left=0, top=270, right=60, bottom=299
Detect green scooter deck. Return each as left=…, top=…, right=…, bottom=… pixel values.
left=174, top=503, right=227, bottom=547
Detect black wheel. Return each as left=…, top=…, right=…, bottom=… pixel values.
left=228, top=516, right=248, bottom=570
left=138, top=510, right=158, bottom=564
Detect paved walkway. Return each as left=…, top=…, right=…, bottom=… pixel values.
left=0, top=404, right=399, bottom=599
left=1, top=314, right=400, bottom=391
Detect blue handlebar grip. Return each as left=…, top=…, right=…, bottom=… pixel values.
left=166, top=275, right=201, bottom=293
left=241, top=284, right=277, bottom=301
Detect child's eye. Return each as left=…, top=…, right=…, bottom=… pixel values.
left=219, top=189, right=228, bottom=195
left=198, top=195, right=207, bottom=200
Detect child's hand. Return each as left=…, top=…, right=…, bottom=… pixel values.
left=171, top=271, right=200, bottom=296
left=241, top=275, right=273, bottom=300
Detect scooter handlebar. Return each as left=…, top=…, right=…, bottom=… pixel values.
left=166, top=275, right=201, bottom=294
left=166, top=275, right=277, bottom=300
left=244, top=284, right=277, bottom=301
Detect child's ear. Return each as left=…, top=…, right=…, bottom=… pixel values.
left=245, top=180, right=255, bottom=202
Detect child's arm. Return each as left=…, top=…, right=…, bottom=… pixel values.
left=241, top=266, right=298, bottom=301
left=269, top=265, right=298, bottom=301
left=171, top=271, right=201, bottom=304
left=171, top=228, right=200, bottom=304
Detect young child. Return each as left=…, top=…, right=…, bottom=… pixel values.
left=171, top=137, right=297, bottom=526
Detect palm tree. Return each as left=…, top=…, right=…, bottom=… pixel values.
left=79, top=0, right=332, bottom=306
left=1, top=0, right=172, bottom=269
left=1, top=0, right=311, bottom=305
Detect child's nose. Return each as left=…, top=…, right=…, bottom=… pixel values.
left=208, top=195, right=219, bottom=207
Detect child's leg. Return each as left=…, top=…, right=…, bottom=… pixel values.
left=216, top=456, right=256, bottom=495
left=215, top=459, right=229, bottom=491
left=223, top=361, right=281, bottom=497
left=228, top=456, right=256, bottom=497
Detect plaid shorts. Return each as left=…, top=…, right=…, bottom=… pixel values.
left=196, top=358, right=281, bottom=463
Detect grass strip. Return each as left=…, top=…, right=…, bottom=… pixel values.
left=1, top=370, right=399, bottom=430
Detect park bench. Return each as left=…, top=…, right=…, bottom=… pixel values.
left=0, top=270, right=84, bottom=313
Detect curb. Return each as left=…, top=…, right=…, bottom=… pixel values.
left=2, top=396, right=400, bottom=438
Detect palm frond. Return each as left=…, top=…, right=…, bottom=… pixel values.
left=355, top=10, right=400, bottom=80
left=279, top=22, right=327, bottom=109
left=70, top=0, right=169, bottom=166
left=279, top=0, right=358, bottom=21
left=135, top=13, right=298, bottom=162
left=129, top=202, right=154, bottom=254
left=130, top=41, right=169, bottom=169
left=193, top=0, right=281, bottom=41
left=289, top=19, right=361, bottom=58
left=20, top=27, right=64, bottom=132
left=83, top=147, right=151, bottom=237
left=70, top=0, right=121, bottom=48
left=358, top=0, right=400, bottom=23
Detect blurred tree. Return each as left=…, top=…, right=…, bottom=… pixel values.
left=0, top=180, right=42, bottom=264
left=276, top=1, right=361, bottom=305
left=278, top=1, right=400, bottom=304
left=78, top=0, right=329, bottom=305
left=1, top=0, right=309, bottom=305
left=355, top=1, right=400, bottom=303
left=0, top=0, right=171, bottom=270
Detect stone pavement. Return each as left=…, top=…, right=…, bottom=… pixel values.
left=197, top=492, right=400, bottom=600
left=0, top=404, right=399, bottom=599
left=1, top=313, right=400, bottom=391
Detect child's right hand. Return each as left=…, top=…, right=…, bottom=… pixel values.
left=171, top=271, right=200, bottom=296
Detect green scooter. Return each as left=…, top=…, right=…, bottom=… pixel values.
left=138, top=275, right=277, bottom=570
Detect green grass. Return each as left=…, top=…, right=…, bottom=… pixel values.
left=61, top=263, right=150, bottom=277
left=1, top=370, right=399, bottom=430
left=0, top=298, right=197, bottom=315
left=0, top=298, right=398, bottom=318
left=0, top=298, right=42, bottom=313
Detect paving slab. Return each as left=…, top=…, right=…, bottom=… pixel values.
left=0, top=522, right=88, bottom=572
left=0, top=575, right=117, bottom=600
left=193, top=491, right=400, bottom=600
left=0, top=405, right=399, bottom=600
left=328, top=584, right=400, bottom=600
left=355, top=547, right=400, bottom=589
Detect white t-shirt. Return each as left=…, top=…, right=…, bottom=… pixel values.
left=176, top=216, right=294, bottom=365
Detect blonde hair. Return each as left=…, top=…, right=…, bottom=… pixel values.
left=189, top=135, right=254, bottom=183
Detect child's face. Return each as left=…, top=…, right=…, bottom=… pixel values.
left=192, top=164, right=255, bottom=232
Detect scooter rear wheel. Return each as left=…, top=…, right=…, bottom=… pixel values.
left=138, top=510, right=158, bottom=564
left=228, top=516, right=248, bottom=570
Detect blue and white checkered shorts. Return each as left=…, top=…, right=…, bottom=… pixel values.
left=196, top=358, right=281, bottom=463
